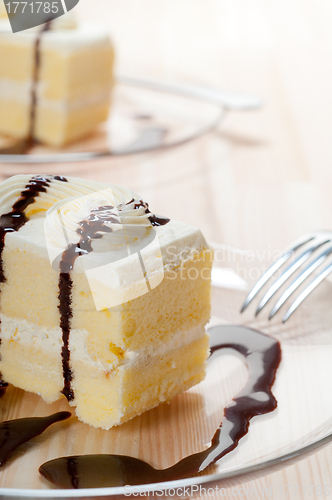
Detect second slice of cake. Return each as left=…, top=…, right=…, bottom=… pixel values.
left=0, top=175, right=212, bottom=429
left=0, top=17, right=114, bottom=147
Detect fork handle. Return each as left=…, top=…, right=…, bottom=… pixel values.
left=117, top=75, right=263, bottom=111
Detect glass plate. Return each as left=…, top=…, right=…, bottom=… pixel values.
left=0, top=81, right=224, bottom=164
left=0, top=244, right=332, bottom=498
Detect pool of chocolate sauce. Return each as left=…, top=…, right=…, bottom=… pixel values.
left=38, top=325, right=281, bottom=489
left=0, top=412, right=71, bottom=466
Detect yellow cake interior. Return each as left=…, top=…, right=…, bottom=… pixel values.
left=0, top=175, right=213, bottom=429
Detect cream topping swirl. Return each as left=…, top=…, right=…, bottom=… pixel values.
left=46, top=189, right=153, bottom=251
left=0, top=175, right=157, bottom=258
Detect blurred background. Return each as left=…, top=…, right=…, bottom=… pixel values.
left=2, top=0, right=332, bottom=257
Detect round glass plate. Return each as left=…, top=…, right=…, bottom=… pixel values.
left=0, top=244, right=332, bottom=498
left=0, top=81, right=224, bottom=164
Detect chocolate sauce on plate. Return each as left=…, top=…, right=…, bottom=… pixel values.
left=0, top=380, right=8, bottom=399
left=39, top=325, right=281, bottom=489
left=0, top=411, right=71, bottom=466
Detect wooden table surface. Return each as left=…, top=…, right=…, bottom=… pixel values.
left=1, top=0, right=332, bottom=498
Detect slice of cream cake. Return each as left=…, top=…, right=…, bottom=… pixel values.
left=0, top=14, right=114, bottom=147
left=0, top=175, right=212, bottom=429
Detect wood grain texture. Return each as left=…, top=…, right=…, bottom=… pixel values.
left=1, top=0, right=332, bottom=497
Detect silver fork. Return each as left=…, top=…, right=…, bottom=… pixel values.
left=241, top=231, right=332, bottom=322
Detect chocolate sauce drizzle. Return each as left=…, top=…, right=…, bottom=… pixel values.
left=0, top=412, right=71, bottom=466
left=0, top=175, right=67, bottom=282
left=39, top=325, right=282, bottom=489
left=131, top=199, right=170, bottom=226
left=58, top=202, right=169, bottom=402
left=0, top=338, right=7, bottom=395
left=0, top=22, right=52, bottom=155
left=30, top=22, right=52, bottom=141
left=58, top=206, right=116, bottom=402
left=0, top=379, right=8, bottom=399
left=0, top=175, right=68, bottom=388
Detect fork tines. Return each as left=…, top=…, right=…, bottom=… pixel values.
left=241, top=233, right=332, bottom=322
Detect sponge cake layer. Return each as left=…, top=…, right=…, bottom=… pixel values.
left=0, top=175, right=212, bottom=428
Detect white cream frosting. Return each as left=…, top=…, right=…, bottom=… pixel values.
left=0, top=22, right=111, bottom=51
left=0, top=175, right=136, bottom=217
left=0, top=174, right=154, bottom=247
left=41, top=24, right=112, bottom=51
left=45, top=188, right=153, bottom=244
left=0, top=175, right=209, bottom=311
